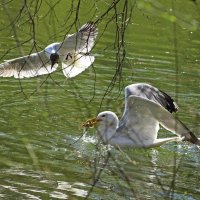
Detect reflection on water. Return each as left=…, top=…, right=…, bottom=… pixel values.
left=0, top=168, right=89, bottom=199
left=0, top=0, right=200, bottom=199
left=56, top=181, right=88, bottom=198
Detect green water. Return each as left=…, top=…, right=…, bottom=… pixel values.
left=0, top=0, right=200, bottom=199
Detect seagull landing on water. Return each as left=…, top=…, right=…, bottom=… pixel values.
left=82, top=83, right=200, bottom=148
left=0, top=22, right=98, bottom=79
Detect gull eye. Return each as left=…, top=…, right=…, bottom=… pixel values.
left=101, top=114, right=106, bottom=117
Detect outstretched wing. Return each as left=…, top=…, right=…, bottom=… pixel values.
left=0, top=51, right=58, bottom=79
left=60, top=22, right=98, bottom=78
left=124, top=83, right=178, bottom=113
left=61, top=22, right=98, bottom=54
left=118, top=95, right=160, bottom=145
left=118, top=95, right=200, bottom=146
left=62, top=54, right=94, bottom=78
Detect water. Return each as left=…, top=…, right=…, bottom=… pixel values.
left=0, top=0, right=200, bottom=199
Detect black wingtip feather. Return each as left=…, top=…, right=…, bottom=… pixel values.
left=79, top=21, right=97, bottom=33
left=159, top=90, right=178, bottom=113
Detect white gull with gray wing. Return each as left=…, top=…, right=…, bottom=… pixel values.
left=0, top=22, right=98, bottom=79
left=86, top=83, right=200, bottom=148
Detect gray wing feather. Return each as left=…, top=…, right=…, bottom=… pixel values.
left=0, top=51, right=58, bottom=78
left=60, top=22, right=98, bottom=55
left=118, top=95, right=160, bottom=144
left=125, top=83, right=178, bottom=113
left=119, top=95, right=200, bottom=146
left=59, top=22, right=98, bottom=77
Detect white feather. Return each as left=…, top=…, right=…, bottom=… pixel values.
left=62, top=54, right=94, bottom=78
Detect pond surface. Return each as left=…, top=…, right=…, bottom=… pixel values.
left=0, top=0, right=200, bottom=199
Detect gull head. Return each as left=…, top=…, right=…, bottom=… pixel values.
left=50, top=53, right=59, bottom=68
left=82, top=111, right=119, bottom=143
left=82, top=111, right=118, bottom=131
left=95, top=111, right=119, bottom=142
left=45, top=43, right=60, bottom=68
left=96, top=111, right=118, bottom=129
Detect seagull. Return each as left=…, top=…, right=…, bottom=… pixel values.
left=0, top=22, right=98, bottom=79
left=83, top=83, right=200, bottom=148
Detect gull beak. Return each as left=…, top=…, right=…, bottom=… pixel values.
left=50, top=53, right=59, bottom=69
left=82, top=117, right=101, bottom=129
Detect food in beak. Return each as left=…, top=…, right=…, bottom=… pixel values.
left=82, top=117, right=98, bottom=129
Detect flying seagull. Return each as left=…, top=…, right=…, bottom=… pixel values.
left=0, top=22, right=98, bottom=78
left=82, top=83, right=200, bottom=148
